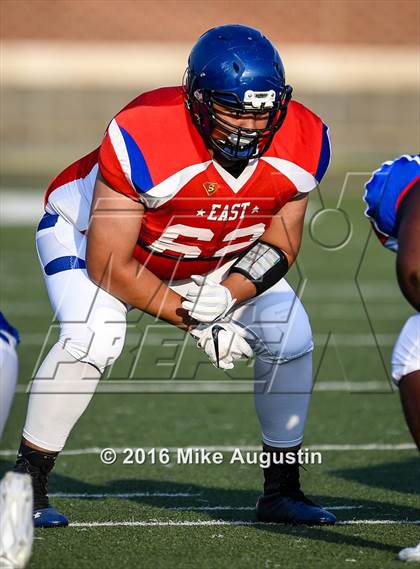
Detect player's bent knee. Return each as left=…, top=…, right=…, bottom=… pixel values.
left=59, top=307, right=127, bottom=372
left=279, top=301, right=313, bottom=361
left=392, top=314, right=420, bottom=386
left=248, top=293, right=313, bottom=363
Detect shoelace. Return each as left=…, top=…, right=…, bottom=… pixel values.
left=264, top=463, right=320, bottom=506
left=287, top=489, right=318, bottom=506
left=14, top=457, right=49, bottom=509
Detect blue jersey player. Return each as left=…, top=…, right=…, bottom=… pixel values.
left=0, top=311, right=20, bottom=436
left=0, top=313, right=33, bottom=569
left=364, top=154, right=420, bottom=562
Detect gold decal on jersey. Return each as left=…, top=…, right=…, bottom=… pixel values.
left=203, top=182, right=219, bottom=196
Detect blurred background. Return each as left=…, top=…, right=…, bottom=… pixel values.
left=0, top=0, right=419, bottom=385
left=1, top=0, right=418, bottom=187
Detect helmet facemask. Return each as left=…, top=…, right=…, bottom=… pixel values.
left=185, top=77, right=293, bottom=161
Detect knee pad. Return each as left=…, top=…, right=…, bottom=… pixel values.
left=243, top=292, right=313, bottom=364
left=392, top=314, right=420, bottom=385
left=59, top=307, right=127, bottom=372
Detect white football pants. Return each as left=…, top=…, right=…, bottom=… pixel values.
left=392, top=313, right=420, bottom=384
left=0, top=331, right=19, bottom=439
left=23, top=214, right=314, bottom=451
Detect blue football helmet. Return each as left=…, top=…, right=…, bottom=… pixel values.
left=184, top=24, right=292, bottom=161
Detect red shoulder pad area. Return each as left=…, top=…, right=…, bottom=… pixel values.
left=98, top=129, right=140, bottom=202
left=107, top=86, right=209, bottom=188
left=267, top=100, right=331, bottom=184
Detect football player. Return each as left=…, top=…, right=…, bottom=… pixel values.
left=13, top=25, right=336, bottom=527
left=364, top=154, right=420, bottom=562
left=0, top=313, right=33, bottom=569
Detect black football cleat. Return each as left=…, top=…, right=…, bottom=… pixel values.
left=14, top=443, right=68, bottom=528
left=256, top=443, right=337, bottom=526
left=256, top=491, right=336, bottom=525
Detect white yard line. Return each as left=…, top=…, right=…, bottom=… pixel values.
left=14, top=380, right=396, bottom=394
left=50, top=492, right=201, bottom=498
left=37, top=501, right=364, bottom=510
left=17, top=332, right=398, bottom=346
left=168, top=505, right=365, bottom=511
left=336, top=520, right=420, bottom=525
left=168, top=507, right=256, bottom=511
left=0, top=443, right=416, bottom=457
left=312, top=381, right=395, bottom=392
left=69, top=519, right=420, bottom=528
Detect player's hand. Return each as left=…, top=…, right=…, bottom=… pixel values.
left=182, top=275, right=237, bottom=323
left=190, top=321, right=253, bottom=370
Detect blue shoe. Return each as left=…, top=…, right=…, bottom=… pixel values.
left=33, top=507, right=69, bottom=528
left=14, top=445, right=69, bottom=528
left=256, top=492, right=337, bottom=525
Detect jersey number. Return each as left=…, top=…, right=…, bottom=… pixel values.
left=150, top=223, right=266, bottom=258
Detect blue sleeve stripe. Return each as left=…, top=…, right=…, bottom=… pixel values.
left=44, top=256, right=86, bottom=276
left=37, top=213, right=59, bottom=232
left=0, top=312, right=20, bottom=344
left=120, top=127, right=154, bottom=194
left=0, top=331, right=10, bottom=345
left=315, top=124, right=331, bottom=183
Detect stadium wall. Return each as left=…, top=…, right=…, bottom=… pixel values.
left=1, top=1, right=418, bottom=181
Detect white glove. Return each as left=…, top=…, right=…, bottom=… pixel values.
left=190, top=321, right=253, bottom=370
left=182, top=274, right=237, bottom=323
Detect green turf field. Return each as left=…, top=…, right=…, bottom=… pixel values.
left=1, top=175, right=419, bottom=569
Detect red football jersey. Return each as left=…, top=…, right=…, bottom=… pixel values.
left=45, top=86, right=330, bottom=280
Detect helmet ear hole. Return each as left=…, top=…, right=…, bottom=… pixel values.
left=233, top=62, right=240, bottom=73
